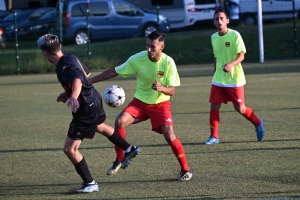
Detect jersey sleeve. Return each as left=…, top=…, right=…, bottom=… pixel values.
left=115, top=56, right=136, bottom=78
left=166, top=58, right=180, bottom=87
left=235, top=32, right=246, bottom=55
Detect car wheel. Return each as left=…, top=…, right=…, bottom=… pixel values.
left=143, top=24, right=157, bottom=37
left=74, top=30, right=89, bottom=45
left=243, top=14, right=256, bottom=26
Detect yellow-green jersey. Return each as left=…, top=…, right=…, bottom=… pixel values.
left=115, top=50, right=180, bottom=104
left=211, top=28, right=246, bottom=87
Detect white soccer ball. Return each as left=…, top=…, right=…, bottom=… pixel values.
left=103, top=85, right=125, bottom=108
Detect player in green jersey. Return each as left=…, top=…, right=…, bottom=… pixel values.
left=90, top=31, right=193, bottom=181
left=204, top=8, right=265, bottom=145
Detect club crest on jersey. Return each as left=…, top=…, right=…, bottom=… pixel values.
left=157, top=71, right=164, bottom=78
left=225, top=42, right=230, bottom=47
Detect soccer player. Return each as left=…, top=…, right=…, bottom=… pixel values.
left=37, top=34, right=140, bottom=193
left=203, top=8, right=265, bottom=145
left=90, top=31, right=194, bottom=181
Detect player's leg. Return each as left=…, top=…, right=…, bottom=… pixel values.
left=148, top=100, right=193, bottom=181
left=233, top=103, right=265, bottom=141
left=230, top=86, right=265, bottom=141
left=161, top=124, right=194, bottom=181
left=96, top=121, right=140, bottom=174
left=63, top=137, right=99, bottom=193
left=106, top=109, right=141, bottom=175
left=205, top=85, right=224, bottom=145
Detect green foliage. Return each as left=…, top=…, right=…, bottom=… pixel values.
left=0, top=61, right=300, bottom=199
left=0, top=21, right=299, bottom=75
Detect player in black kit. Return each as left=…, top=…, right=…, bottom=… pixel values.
left=37, top=34, right=140, bottom=193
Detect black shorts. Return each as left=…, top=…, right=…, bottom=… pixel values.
left=67, top=99, right=106, bottom=140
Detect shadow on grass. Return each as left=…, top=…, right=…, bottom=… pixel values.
left=1, top=138, right=300, bottom=154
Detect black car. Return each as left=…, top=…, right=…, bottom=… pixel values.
left=0, top=9, right=36, bottom=32
left=17, top=9, right=56, bottom=38
left=3, top=7, right=54, bottom=38
left=0, top=10, right=9, bottom=21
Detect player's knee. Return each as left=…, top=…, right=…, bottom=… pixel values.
left=63, top=147, right=75, bottom=156
left=115, top=117, right=127, bottom=129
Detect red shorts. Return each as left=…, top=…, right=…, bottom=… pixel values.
left=209, top=85, right=245, bottom=105
left=122, top=98, right=173, bottom=134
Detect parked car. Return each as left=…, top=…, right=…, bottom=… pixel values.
left=5, top=7, right=55, bottom=38
left=0, top=9, right=35, bottom=31
left=56, top=0, right=171, bottom=45
left=0, top=27, right=5, bottom=48
left=5, top=8, right=56, bottom=38
left=0, top=10, right=9, bottom=21
left=221, top=0, right=300, bottom=26
left=125, top=0, right=217, bottom=29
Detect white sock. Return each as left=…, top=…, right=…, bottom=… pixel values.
left=88, top=180, right=95, bottom=184
left=124, top=145, right=132, bottom=153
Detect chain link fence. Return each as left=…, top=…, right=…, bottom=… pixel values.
left=0, top=0, right=299, bottom=75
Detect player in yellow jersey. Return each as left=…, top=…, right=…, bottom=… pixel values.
left=90, top=31, right=193, bottom=181
left=204, top=8, right=265, bottom=145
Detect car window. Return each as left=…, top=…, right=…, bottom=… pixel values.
left=71, top=2, right=109, bottom=17
left=28, top=9, right=52, bottom=20
left=40, top=10, right=56, bottom=20
left=2, top=10, right=33, bottom=22
left=113, top=1, right=142, bottom=16
left=195, top=0, right=216, bottom=4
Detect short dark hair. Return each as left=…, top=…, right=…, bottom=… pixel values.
left=148, top=31, right=165, bottom=42
left=37, top=34, right=61, bottom=54
left=214, top=8, right=228, bottom=19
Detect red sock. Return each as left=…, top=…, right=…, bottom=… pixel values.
left=115, top=129, right=126, bottom=162
left=210, top=110, right=219, bottom=139
left=242, top=107, right=261, bottom=127
left=168, top=137, right=190, bottom=171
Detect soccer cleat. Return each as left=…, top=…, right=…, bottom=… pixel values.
left=203, top=136, right=219, bottom=145
left=178, top=170, right=194, bottom=181
left=255, top=118, right=265, bottom=141
left=106, top=159, right=122, bottom=175
left=121, top=146, right=140, bottom=169
left=76, top=182, right=99, bottom=193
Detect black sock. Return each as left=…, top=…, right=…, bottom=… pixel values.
left=107, top=131, right=130, bottom=150
left=74, top=157, right=93, bottom=183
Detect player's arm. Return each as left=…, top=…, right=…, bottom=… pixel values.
left=67, top=78, right=82, bottom=113
left=151, top=80, right=176, bottom=96
left=223, top=52, right=244, bottom=72
left=89, top=67, right=118, bottom=84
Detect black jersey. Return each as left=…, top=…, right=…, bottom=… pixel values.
left=56, top=54, right=104, bottom=119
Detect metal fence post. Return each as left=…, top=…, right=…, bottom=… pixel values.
left=292, top=0, right=298, bottom=57
left=86, top=0, right=91, bottom=61
left=14, top=11, right=20, bottom=74
left=58, top=0, right=63, bottom=45
left=156, top=4, right=160, bottom=23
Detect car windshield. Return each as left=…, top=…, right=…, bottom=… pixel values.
left=40, top=10, right=56, bottom=20
left=2, top=10, right=34, bottom=22
left=28, top=8, right=53, bottom=21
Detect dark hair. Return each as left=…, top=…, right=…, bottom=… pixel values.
left=148, top=31, right=165, bottom=42
left=214, top=8, right=228, bottom=19
left=37, top=34, right=61, bottom=54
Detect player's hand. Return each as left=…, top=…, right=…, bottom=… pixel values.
left=223, top=64, right=233, bottom=72
left=151, top=80, right=163, bottom=92
left=67, top=97, right=80, bottom=113
left=57, top=92, right=69, bottom=103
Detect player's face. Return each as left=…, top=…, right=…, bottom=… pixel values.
left=146, top=38, right=164, bottom=61
left=214, top=12, right=229, bottom=31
